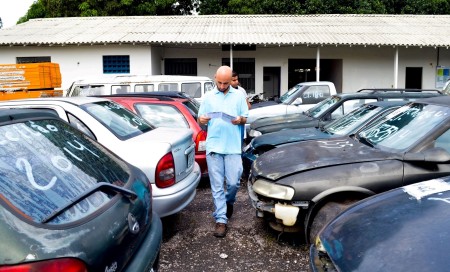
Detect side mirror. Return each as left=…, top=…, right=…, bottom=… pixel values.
left=293, top=97, right=303, bottom=106
left=404, top=147, right=450, bottom=163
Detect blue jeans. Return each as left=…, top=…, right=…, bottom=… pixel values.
left=206, top=153, right=243, bottom=224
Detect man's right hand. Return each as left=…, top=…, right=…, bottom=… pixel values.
left=198, top=115, right=211, bottom=125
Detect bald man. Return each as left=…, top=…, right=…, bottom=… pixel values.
left=198, top=65, right=249, bottom=238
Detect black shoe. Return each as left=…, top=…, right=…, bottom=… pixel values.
left=226, top=203, right=234, bottom=219
left=213, top=223, right=227, bottom=238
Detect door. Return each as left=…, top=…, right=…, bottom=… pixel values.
left=405, top=67, right=423, bottom=89
left=263, top=67, right=281, bottom=99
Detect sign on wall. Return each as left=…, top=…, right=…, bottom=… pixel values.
left=436, top=66, right=450, bottom=88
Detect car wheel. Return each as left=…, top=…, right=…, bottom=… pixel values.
left=308, top=199, right=358, bottom=244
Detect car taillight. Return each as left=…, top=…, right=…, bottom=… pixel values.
left=195, top=130, right=207, bottom=153
left=0, top=258, right=87, bottom=272
left=155, top=152, right=175, bottom=188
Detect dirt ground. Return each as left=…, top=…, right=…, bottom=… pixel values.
left=159, top=178, right=310, bottom=272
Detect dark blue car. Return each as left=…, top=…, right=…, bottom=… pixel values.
left=311, top=175, right=450, bottom=271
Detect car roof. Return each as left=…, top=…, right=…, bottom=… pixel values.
left=0, top=108, right=59, bottom=122
left=365, top=100, right=409, bottom=107
left=414, top=95, right=450, bottom=107
left=93, top=91, right=192, bottom=101
left=334, top=88, right=443, bottom=99
left=4, top=96, right=111, bottom=106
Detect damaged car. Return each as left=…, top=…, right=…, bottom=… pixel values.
left=311, top=176, right=450, bottom=272
left=242, top=100, right=406, bottom=176
left=248, top=96, right=450, bottom=243
left=0, top=108, right=162, bottom=271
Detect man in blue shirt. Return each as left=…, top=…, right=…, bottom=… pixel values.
left=198, top=66, right=249, bottom=238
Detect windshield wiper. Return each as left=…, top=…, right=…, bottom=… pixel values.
left=356, top=134, right=374, bottom=147
left=41, top=182, right=137, bottom=223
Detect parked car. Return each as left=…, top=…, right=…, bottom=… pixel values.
left=242, top=100, right=407, bottom=176
left=96, top=92, right=208, bottom=178
left=0, top=97, right=201, bottom=217
left=247, top=88, right=444, bottom=143
left=0, top=108, right=162, bottom=271
left=311, top=176, right=450, bottom=272
left=245, top=81, right=337, bottom=135
left=66, top=74, right=215, bottom=103
left=248, top=96, right=450, bottom=243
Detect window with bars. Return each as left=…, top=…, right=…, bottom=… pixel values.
left=16, top=56, right=51, bottom=63
left=165, top=58, right=197, bottom=75
left=103, top=55, right=130, bottom=74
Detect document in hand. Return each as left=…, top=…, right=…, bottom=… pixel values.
left=206, top=112, right=236, bottom=123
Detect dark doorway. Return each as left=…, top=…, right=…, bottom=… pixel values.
left=222, top=58, right=255, bottom=93
left=263, top=67, right=281, bottom=99
left=405, top=67, right=423, bottom=89
left=288, top=59, right=342, bottom=93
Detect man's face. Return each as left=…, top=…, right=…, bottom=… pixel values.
left=215, top=74, right=231, bottom=92
left=231, top=76, right=239, bottom=88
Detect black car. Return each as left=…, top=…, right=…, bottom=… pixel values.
left=247, top=89, right=443, bottom=141
left=0, top=108, right=162, bottom=271
left=311, top=176, right=450, bottom=272
left=242, top=101, right=407, bottom=176
left=248, top=96, right=450, bottom=243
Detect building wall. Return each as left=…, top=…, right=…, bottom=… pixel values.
left=0, top=45, right=153, bottom=92
left=1, top=44, right=449, bottom=95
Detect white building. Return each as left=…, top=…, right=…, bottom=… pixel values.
left=0, top=14, right=449, bottom=96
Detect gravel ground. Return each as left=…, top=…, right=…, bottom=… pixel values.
left=159, top=178, right=310, bottom=272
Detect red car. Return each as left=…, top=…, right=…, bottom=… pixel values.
left=102, top=92, right=208, bottom=178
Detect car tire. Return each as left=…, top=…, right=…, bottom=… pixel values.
left=308, top=199, right=358, bottom=244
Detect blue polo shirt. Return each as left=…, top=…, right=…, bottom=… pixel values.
left=199, top=87, right=249, bottom=154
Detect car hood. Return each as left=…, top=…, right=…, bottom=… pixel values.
left=318, top=177, right=450, bottom=271
left=252, top=136, right=398, bottom=181
left=250, top=100, right=278, bottom=109
left=247, top=104, right=303, bottom=123
left=251, top=127, right=332, bottom=149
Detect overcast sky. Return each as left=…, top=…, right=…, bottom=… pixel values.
left=1, top=0, right=35, bottom=29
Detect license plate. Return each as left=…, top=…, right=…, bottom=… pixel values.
left=187, top=150, right=194, bottom=168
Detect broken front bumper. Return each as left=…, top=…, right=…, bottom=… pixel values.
left=248, top=180, right=308, bottom=228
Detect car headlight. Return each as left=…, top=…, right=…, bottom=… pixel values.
left=252, top=179, right=294, bottom=200
left=248, top=129, right=262, bottom=137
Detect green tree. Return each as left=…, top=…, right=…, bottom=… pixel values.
left=15, top=0, right=450, bottom=25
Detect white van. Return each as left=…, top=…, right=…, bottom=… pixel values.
left=66, top=75, right=215, bottom=102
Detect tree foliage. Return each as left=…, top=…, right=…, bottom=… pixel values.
left=15, top=0, right=450, bottom=25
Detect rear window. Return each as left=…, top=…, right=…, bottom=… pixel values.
left=69, top=84, right=106, bottom=96
left=0, top=119, right=130, bottom=224
left=82, top=101, right=153, bottom=139
left=181, top=82, right=201, bottom=98
left=135, top=103, right=189, bottom=128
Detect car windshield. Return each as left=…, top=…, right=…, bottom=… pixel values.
left=0, top=119, right=131, bottom=224
left=324, top=104, right=382, bottom=136
left=82, top=101, right=153, bottom=140
left=305, top=96, right=341, bottom=118
left=358, top=102, right=450, bottom=151
left=279, top=84, right=303, bottom=104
